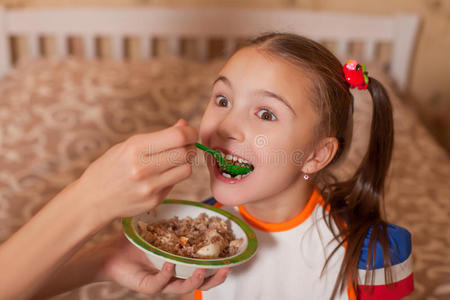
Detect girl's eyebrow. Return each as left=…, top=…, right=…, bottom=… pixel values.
left=212, top=75, right=231, bottom=88
left=212, top=75, right=296, bottom=116
left=254, top=89, right=297, bottom=116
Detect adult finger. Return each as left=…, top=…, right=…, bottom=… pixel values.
left=144, top=162, right=193, bottom=195
left=134, top=144, right=197, bottom=179
left=138, top=262, right=175, bottom=295
left=131, top=121, right=198, bottom=155
left=162, top=268, right=206, bottom=294
left=198, top=268, right=231, bottom=291
left=138, top=163, right=193, bottom=200
left=155, top=144, right=197, bottom=166
left=145, top=184, right=174, bottom=209
left=174, top=118, right=188, bottom=127
left=158, top=184, right=174, bottom=201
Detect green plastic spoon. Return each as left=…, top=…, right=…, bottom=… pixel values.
left=195, top=142, right=253, bottom=176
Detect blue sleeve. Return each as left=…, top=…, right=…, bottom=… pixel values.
left=357, top=224, right=414, bottom=299
left=202, top=196, right=217, bottom=206
left=358, top=223, right=412, bottom=270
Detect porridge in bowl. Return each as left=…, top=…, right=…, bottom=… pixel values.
left=122, top=199, right=257, bottom=279
left=137, top=213, right=243, bottom=259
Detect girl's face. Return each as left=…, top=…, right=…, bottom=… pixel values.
left=199, top=47, right=320, bottom=207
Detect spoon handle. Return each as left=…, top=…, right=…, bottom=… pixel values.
left=195, top=142, right=253, bottom=175
left=194, top=142, right=225, bottom=165
left=194, top=142, right=211, bottom=153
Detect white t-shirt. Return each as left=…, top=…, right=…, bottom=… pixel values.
left=198, top=189, right=354, bottom=300
left=195, top=189, right=413, bottom=300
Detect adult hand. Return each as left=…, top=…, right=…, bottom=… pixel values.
left=73, top=119, right=198, bottom=225
left=100, top=234, right=231, bottom=295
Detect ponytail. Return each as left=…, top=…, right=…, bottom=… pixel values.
left=246, top=32, right=396, bottom=299
left=323, top=76, right=394, bottom=298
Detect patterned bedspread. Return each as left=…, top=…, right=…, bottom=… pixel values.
left=0, top=57, right=448, bottom=300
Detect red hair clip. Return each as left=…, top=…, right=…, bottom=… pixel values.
left=343, top=60, right=369, bottom=90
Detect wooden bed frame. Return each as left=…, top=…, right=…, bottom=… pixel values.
left=0, top=6, right=419, bottom=91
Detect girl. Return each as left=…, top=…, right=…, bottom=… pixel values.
left=193, top=33, right=413, bottom=299
left=0, top=119, right=230, bottom=299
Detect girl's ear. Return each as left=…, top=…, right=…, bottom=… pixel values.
left=301, top=137, right=339, bottom=174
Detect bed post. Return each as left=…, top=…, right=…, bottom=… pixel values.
left=391, top=14, right=420, bottom=93
left=0, top=6, right=11, bottom=78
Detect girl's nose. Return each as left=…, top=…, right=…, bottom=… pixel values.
left=216, top=111, right=245, bottom=142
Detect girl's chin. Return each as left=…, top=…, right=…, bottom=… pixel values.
left=210, top=188, right=250, bottom=207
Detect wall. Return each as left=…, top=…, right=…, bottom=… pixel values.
left=1, top=0, right=449, bottom=152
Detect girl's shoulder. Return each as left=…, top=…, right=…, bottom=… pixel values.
left=357, top=223, right=413, bottom=299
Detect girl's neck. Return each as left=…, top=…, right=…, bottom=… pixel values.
left=242, top=179, right=315, bottom=224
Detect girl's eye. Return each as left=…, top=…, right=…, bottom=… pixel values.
left=257, top=109, right=277, bottom=121
left=215, top=95, right=230, bottom=108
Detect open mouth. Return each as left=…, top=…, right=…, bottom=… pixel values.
left=214, top=149, right=254, bottom=179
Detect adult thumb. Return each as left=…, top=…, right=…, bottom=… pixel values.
left=174, top=118, right=187, bottom=127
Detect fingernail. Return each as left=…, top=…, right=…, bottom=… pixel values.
left=164, top=263, right=173, bottom=271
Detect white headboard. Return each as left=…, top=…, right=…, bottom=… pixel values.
left=0, top=7, right=419, bottom=92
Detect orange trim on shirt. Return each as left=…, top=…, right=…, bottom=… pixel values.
left=347, top=279, right=357, bottom=300
left=194, top=289, right=202, bottom=300
left=236, top=188, right=321, bottom=232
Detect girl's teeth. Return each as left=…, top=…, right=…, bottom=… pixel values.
left=222, top=172, right=232, bottom=178
left=220, top=170, right=247, bottom=180
left=216, top=149, right=253, bottom=168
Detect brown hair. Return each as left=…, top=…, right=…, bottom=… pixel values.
left=246, top=32, right=394, bottom=298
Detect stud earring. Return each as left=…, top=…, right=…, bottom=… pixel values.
left=303, top=174, right=309, bottom=180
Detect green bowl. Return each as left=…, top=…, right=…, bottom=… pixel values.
left=122, top=199, right=258, bottom=278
